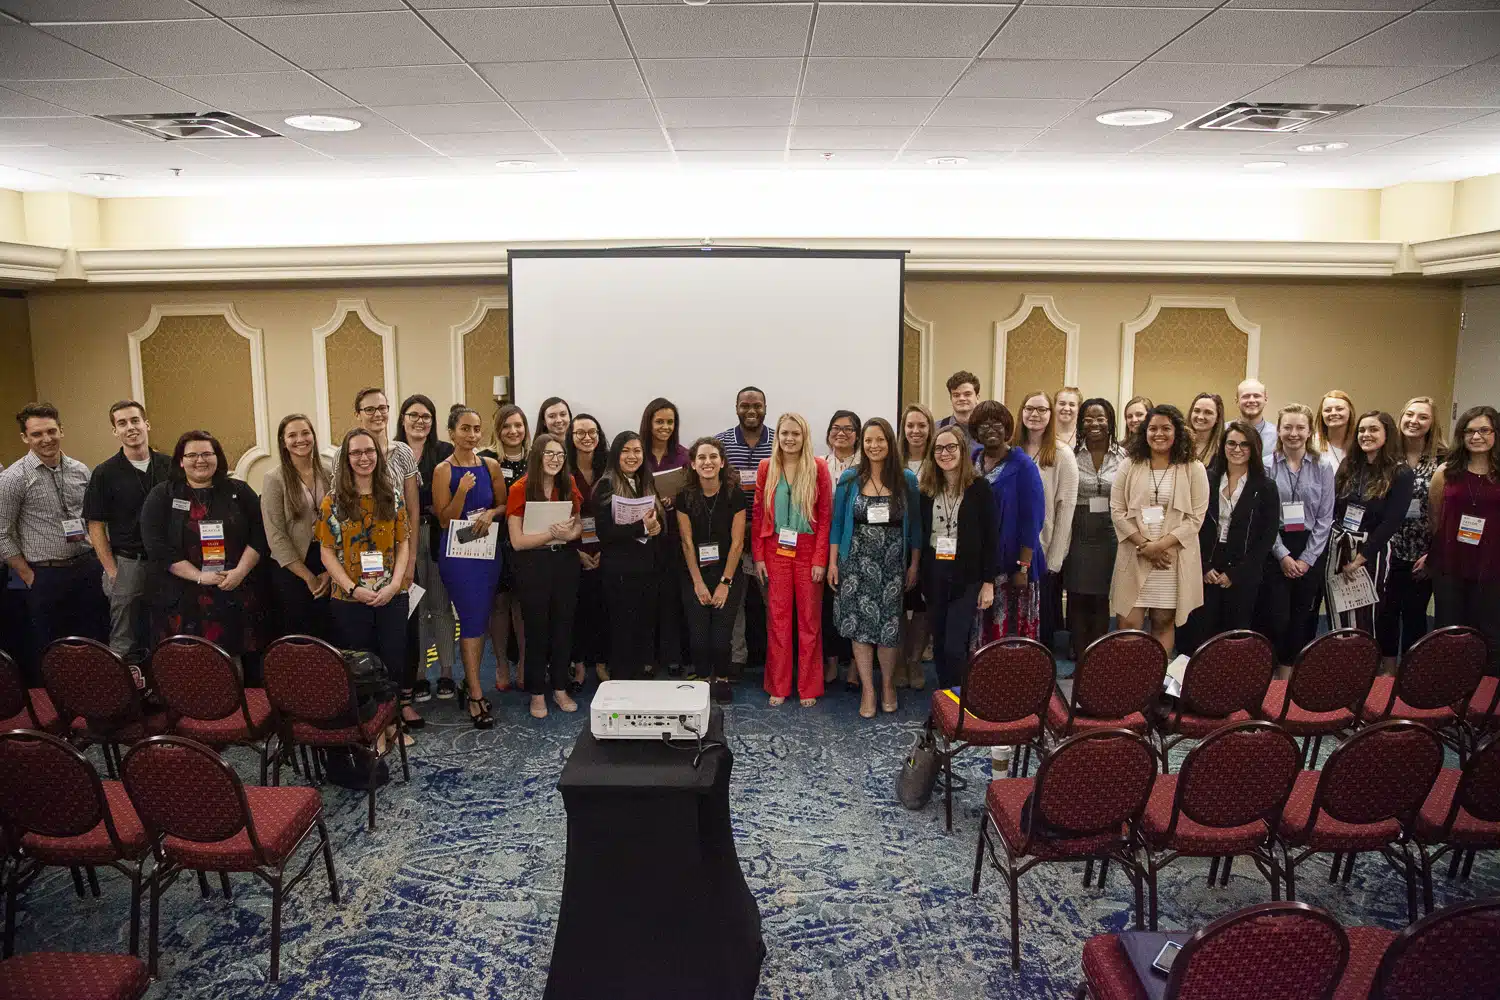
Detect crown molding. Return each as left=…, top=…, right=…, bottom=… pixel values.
left=1409, top=231, right=1500, bottom=277
left=0, top=241, right=66, bottom=284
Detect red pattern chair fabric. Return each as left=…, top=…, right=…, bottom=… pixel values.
left=1467, top=675, right=1499, bottom=738
left=1335, top=926, right=1400, bottom=1000
left=1140, top=721, right=1301, bottom=929
left=1048, top=631, right=1167, bottom=738
left=1259, top=628, right=1379, bottom=767
left=1365, top=897, right=1500, bottom=1000
left=974, top=728, right=1156, bottom=969
left=150, top=635, right=277, bottom=784
left=0, top=650, right=62, bottom=735
left=1360, top=627, right=1486, bottom=757
left=119, top=736, right=339, bottom=982
left=0, top=952, right=150, bottom=1000
left=1411, top=735, right=1500, bottom=915
left=1157, top=631, right=1275, bottom=770
left=1277, top=720, right=1445, bottom=923
left=262, top=635, right=408, bottom=831
left=0, top=730, right=149, bottom=958
left=40, top=638, right=166, bottom=777
left=927, top=637, right=1054, bottom=832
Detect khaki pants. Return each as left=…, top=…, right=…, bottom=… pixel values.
left=103, top=555, right=149, bottom=660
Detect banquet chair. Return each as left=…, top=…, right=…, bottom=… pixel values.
left=1259, top=628, right=1380, bottom=768
left=1361, top=627, right=1486, bottom=761
left=40, top=638, right=165, bottom=778
left=0, top=650, right=60, bottom=735
left=1155, top=630, right=1274, bottom=772
left=1048, top=630, right=1166, bottom=739
left=151, top=635, right=277, bottom=785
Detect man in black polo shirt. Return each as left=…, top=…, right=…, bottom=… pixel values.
left=84, top=400, right=170, bottom=663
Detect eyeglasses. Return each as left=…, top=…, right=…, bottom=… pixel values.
left=542, top=450, right=566, bottom=460
left=933, top=443, right=961, bottom=455
left=1465, top=427, right=1495, bottom=438
left=574, top=429, right=598, bottom=439
left=347, top=448, right=378, bottom=459
left=183, top=453, right=215, bottom=463
left=830, top=425, right=856, bottom=435
left=359, top=405, right=390, bottom=416
left=1224, top=440, right=1252, bottom=450
left=404, top=412, right=432, bottom=423
left=1022, top=405, right=1051, bottom=415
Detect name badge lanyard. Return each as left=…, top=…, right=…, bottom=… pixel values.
left=53, top=467, right=87, bottom=542
left=698, top=491, right=722, bottom=563
left=1143, top=465, right=1170, bottom=526
left=1087, top=454, right=1112, bottom=514
left=936, top=490, right=960, bottom=560
left=1459, top=476, right=1488, bottom=546
left=1278, top=459, right=1308, bottom=533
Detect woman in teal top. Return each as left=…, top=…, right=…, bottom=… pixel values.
left=828, top=417, right=923, bottom=718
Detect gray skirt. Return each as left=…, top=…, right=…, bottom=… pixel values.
left=1064, top=506, right=1117, bottom=596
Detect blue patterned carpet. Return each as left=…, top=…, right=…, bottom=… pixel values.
left=12, top=656, right=1498, bottom=999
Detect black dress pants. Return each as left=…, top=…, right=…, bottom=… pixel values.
left=603, top=569, right=657, bottom=680
left=1179, top=575, right=1262, bottom=656
left=923, top=557, right=980, bottom=690
left=1433, top=571, right=1500, bottom=674
left=680, top=569, right=746, bottom=680
left=1376, top=558, right=1431, bottom=659
left=25, top=556, right=109, bottom=683
left=515, top=547, right=581, bottom=694
left=270, top=541, right=329, bottom=642
left=1256, top=533, right=1326, bottom=665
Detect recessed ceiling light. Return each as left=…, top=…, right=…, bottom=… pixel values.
left=1295, top=141, right=1349, bottom=153
left=1243, top=160, right=1288, bottom=171
left=1095, top=108, right=1173, bottom=128
left=496, top=159, right=538, bottom=170
left=81, top=172, right=124, bottom=182
left=683, top=0, right=710, bottom=5
left=283, top=114, right=362, bottom=133
left=925, top=155, right=968, bottom=167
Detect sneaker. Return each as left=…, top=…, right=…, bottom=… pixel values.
left=435, top=678, right=457, bottom=700
left=712, top=679, right=733, bottom=703
left=412, top=679, right=433, bottom=703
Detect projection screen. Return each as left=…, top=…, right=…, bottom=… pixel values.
left=508, top=249, right=906, bottom=452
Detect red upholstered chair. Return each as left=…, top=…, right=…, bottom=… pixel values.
left=119, top=736, right=338, bottom=982
left=1157, top=630, right=1275, bottom=772
left=1363, top=897, right=1500, bottom=1000
left=150, top=635, right=277, bottom=785
left=0, top=730, right=149, bottom=958
left=974, top=728, right=1155, bottom=970
left=1411, top=734, right=1500, bottom=915
left=1361, top=627, right=1486, bottom=760
left=40, top=638, right=165, bottom=778
left=927, top=637, right=1054, bottom=833
left=0, top=651, right=61, bottom=735
left=262, top=635, right=406, bottom=831
left=1278, top=720, right=1445, bottom=924
left=1075, top=901, right=1349, bottom=1000
left=1048, top=630, right=1166, bottom=739
left=0, top=952, right=149, bottom=1000
left=1140, top=721, right=1301, bottom=930
left=1259, top=628, right=1380, bottom=768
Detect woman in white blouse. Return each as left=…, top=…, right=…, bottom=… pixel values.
left=1067, top=399, right=1125, bottom=658
left=1016, top=390, right=1079, bottom=652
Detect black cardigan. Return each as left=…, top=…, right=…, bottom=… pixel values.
left=918, top=478, right=1000, bottom=588
left=592, top=473, right=662, bottom=575
left=140, top=477, right=267, bottom=609
left=1199, top=467, right=1281, bottom=589
left=1333, top=465, right=1416, bottom=563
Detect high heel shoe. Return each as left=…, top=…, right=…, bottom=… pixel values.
left=467, top=693, right=494, bottom=730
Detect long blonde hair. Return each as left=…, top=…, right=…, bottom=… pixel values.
left=764, top=412, right=819, bottom=528
left=1399, top=395, right=1447, bottom=462
left=1316, top=389, right=1356, bottom=453
left=1015, top=390, right=1058, bottom=468
left=899, top=402, right=935, bottom=466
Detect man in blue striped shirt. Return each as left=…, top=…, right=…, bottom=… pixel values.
left=716, top=387, right=773, bottom=675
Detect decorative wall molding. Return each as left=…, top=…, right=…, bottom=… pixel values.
left=993, top=294, right=1080, bottom=401
left=1119, top=296, right=1261, bottom=414
left=902, top=306, right=934, bottom=409
left=0, top=240, right=66, bottom=283
left=127, top=303, right=270, bottom=479
left=1410, top=231, right=1500, bottom=277
left=450, top=295, right=509, bottom=405
left=311, top=299, right=398, bottom=452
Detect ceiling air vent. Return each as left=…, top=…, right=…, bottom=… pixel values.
left=97, top=112, right=281, bottom=141
left=1180, top=102, right=1360, bottom=133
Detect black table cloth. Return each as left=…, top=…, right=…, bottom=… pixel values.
left=544, top=706, right=765, bottom=1000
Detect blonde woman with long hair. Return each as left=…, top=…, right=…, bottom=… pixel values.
left=1317, top=390, right=1356, bottom=466
left=1015, top=389, right=1078, bottom=653
left=751, top=413, right=834, bottom=707
left=1379, top=396, right=1447, bottom=661
left=1053, top=386, right=1082, bottom=449
left=1188, top=392, right=1224, bottom=464
left=1261, top=402, right=1336, bottom=665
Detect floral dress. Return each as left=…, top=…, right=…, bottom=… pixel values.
left=834, top=493, right=906, bottom=647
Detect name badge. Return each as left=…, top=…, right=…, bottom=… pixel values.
left=776, top=527, right=798, bottom=558
left=935, top=536, right=957, bottom=561
left=359, top=549, right=386, bottom=579
left=1141, top=505, right=1165, bottom=526
left=502, top=466, right=515, bottom=480
left=1281, top=501, right=1306, bottom=532
left=581, top=516, right=598, bottom=545
left=1088, top=496, right=1110, bottom=514
left=1406, top=498, right=1421, bottom=520
left=198, top=520, right=226, bottom=573
left=866, top=501, right=890, bottom=525
left=1459, top=514, right=1485, bottom=546
left=171, top=498, right=191, bottom=512
left=62, top=517, right=86, bottom=542
left=698, top=543, right=720, bottom=565
left=1342, top=504, right=1366, bottom=533
left=739, top=469, right=757, bottom=486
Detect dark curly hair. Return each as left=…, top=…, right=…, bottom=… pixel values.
left=1126, top=403, right=1194, bottom=465
left=968, top=400, right=1013, bottom=444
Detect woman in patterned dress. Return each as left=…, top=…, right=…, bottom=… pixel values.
left=1378, top=396, right=1446, bottom=666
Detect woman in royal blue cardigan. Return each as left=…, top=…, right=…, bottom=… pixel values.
left=968, top=400, right=1046, bottom=645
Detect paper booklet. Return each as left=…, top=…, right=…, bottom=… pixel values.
left=1328, top=565, right=1378, bottom=615
left=652, top=467, right=689, bottom=501
left=446, top=518, right=499, bottom=561
left=522, top=500, right=574, bottom=535
left=611, top=494, right=656, bottom=525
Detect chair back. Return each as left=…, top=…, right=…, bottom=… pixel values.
left=262, top=635, right=358, bottom=727
left=1027, top=729, right=1156, bottom=843
left=0, top=729, right=111, bottom=841
left=1314, top=720, right=1444, bottom=827
left=120, top=736, right=257, bottom=854
left=1167, top=902, right=1348, bottom=1000
left=956, top=637, right=1054, bottom=727
left=1393, top=626, right=1486, bottom=713
left=1371, top=898, right=1500, bottom=1000
left=1450, top=735, right=1500, bottom=827
left=1287, top=628, right=1379, bottom=715
left=41, top=637, right=139, bottom=727
left=1072, top=630, right=1166, bottom=719
left=1174, top=721, right=1300, bottom=833
left=151, top=635, right=244, bottom=723
left=1179, top=630, right=1274, bottom=718
left=0, top=649, right=24, bottom=721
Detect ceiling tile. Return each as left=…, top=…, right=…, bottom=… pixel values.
left=1320, top=12, right=1500, bottom=67
left=509, top=99, right=661, bottom=130
left=0, top=85, right=74, bottom=117
left=640, top=58, right=802, bottom=98
left=983, top=6, right=1209, bottom=61
left=926, top=96, right=1077, bottom=127
left=668, top=126, right=790, bottom=149
left=413, top=131, right=554, bottom=155
left=802, top=58, right=969, bottom=98
left=656, top=98, right=794, bottom=127
left=562, top=151, right=678, bottom=165
left=195, top=2, right=407, bottom=14
left=414, top=0, right=601, bottom=6
left=424, top=7, right=630, bottom=62
left=152, top=72, right=359, bottom=112
left=813, top=5, right=1013, bottom=58
left=905, top=125, right=1038, bottom=150
left=1152, top=10, right=1403, bottom=64
left=229, top=13, right=461, bottom=71
left=789, top=125, right=914, bottom=148
left=0, top=115, right=158, bottom=143
left=677, top=150, right=787, bottom=165
left=4, top=76, right=201, bottom=115
left=1440, top=110, right=1500, bottom=133
left=1249, top=134, right=1399, bottom=154
left=787, top=148, right=896, bottom=163
left=287, top=131, right=437, bottom=156
left=952, top=59, right=1133, bottom=99
left=0, top=1, right=208, bottom=18
left=372, top=103, right=528, bottom=133
left=795, top=97, right=939, bottom=127
left=1097, top=62, right=1296, bottom=104
left=41, top=20, right=293, bottom=76
left=1021, top=0, right=1211, bottom=6
left=1136, top=129, right=1281, bottom=153
left=1248, top=65, right=1460, bottom=105
left=1222, top=0, right=1419, bottom=8
left=540, top=128, right=669, bottom=152
left=316, top=65, right=497, bottom=106
left=1300, top=104, right=1494, bottom=134
left=1386, top=61, right=1500, bottom=108
left=476, top=61, right=647, bottom=102
left=179, top=138, right=334, bottom=163
left=1374, top=133, right=1500, bottom=154
left=1020, top=128, right=1155, bottom=151
left=621, top=5, right=813, bottom=58
left=894, top=151, right=1019, bottom=167
left=6, top=144, right=221, bottom=165
left=0, top=23, right=131, bottom=79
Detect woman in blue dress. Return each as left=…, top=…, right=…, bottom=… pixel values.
left=433, top=405, right=506, bottom=729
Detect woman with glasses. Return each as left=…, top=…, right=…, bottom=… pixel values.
left=507, top=433, right=584, bottom=719
left=568, top=413, right=610, bottom=687
left=480, top=404, right=529, bottom=691
left=919, top=425, right=996, bottom=688
left=1188, top=392, right=1224, bottom=465
left=1259, top=403, right=1337, bottom=665
left=394, top=393, right=456, bottom=703
left=822, top=409, right=861, bottom=689
left=1379, top=397, right=1446, bottom=661
left=1067, top=399, right=1125, bottom=658
left=1016, top=390, right=1078, bottom=654
left=898, top=403, right=936, bottom=690
left=970, top=400, right=1045, bottom=642
left=1327, top=411, right=1414, bottom=644
left=1426, top=405, right=1500, bottom=671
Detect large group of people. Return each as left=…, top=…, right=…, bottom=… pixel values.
left=2, top=370, right=1496, bottom=737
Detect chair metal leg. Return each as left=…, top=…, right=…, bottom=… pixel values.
left=396, top=723, right=410, bottom=780
left=318, top=818, right=339, bottom=904
left=128, top=869, right=141, bottom=956
left=1269, top=849, right=1282, bottom=902
left=1283, top=848, right=1298, bottom=902
left=1342, top=853, right=1358, bottom=884
left=366, top=746, right=378, bottom=831
left=1328, top=852, right=1343, bottom=882
left=1147, top=855, right=1160, bottom=932
left=943, top=752, right=954, bottom=833
left=1219, top=856, right=1233, bottom=887
left=219, top=872, right=232, bottom=900
left=1447, top=849, right=1464, bottom=879
left=1461, top=849, right=1476, bottom=880
left=268, top=876, right=282, bottom=982
left=3, top=872, right=17, bottom=958
left=69, top=866, right=85, bottom=898
left=1008, top=867, right=1022, bottom=970
left=1207, top=857, right=1220, bottom=886
left=971, top=821, right=987, bottom=895
left=197, top=870, right=211, bottom=898
left=1131, top=861, right=1145, bottom=930
left=1310, top=735, right=1323, bottom=768
left=147, top=868, right=162, bottom=977
left=85, top=866, right=100, bottom=897
left=1420, top=849, right=1435, bottom=916
left=1098, top=858, right=1110, bottom=887
left=1083, top=859, right=1094, bottom=886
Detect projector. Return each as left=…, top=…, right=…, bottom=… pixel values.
left=590, top=680, right=711, bottom=740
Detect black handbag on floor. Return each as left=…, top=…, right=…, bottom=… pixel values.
left=341, top=650, right=397, bottom=722
left=896, top=729, right=940, bottom=810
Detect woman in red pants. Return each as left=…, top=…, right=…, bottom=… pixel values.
left=752, top=413, right=834, bottom=707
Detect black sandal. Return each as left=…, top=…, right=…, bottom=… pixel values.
left=469, top=696, right=494, bottom=730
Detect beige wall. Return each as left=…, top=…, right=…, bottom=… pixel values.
left=0, top=292, right=37, bottom=466
left=0, top=190, right=23, bottom=245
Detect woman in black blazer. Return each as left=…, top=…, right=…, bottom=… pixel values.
left=1179, top=421, right=1281, bottom=655
left=918, top=425, right=999, bottom=688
